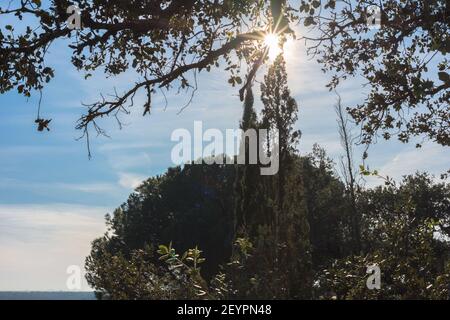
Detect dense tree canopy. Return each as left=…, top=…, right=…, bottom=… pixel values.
left=88, top=162, right=236, bottom=279
left=1, top=1, right=448, bottom=148
left=0, top=0, right=289, bottom=134
left=85, top=58, right=450, bottom=299
left=86, top=157, right=450, bottom=299
left=315, top=174, right=450, bottom=300
left=301, top=0, right=449, bottom=146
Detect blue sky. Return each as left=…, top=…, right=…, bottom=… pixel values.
left=1, top=24, right=449, bottom=291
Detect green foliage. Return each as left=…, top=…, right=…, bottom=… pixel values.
left=85, top=59, right=352, bottom=300
left=261, top=55, right=301, bottom=159
left=85, top=244, right=184, bottom=300
left=231, top=56, right=313, bottom=299
left=86, top=241, right=212, bottom=300
left=85, top=66, right=450, bottom=299
left=84, top=44, right=450, bottom=301
left=2, top=0, right=448, bottom=154
left=234, top=87, right=264, bottom=237
left=2, top=1, right=448, bottom=148
left=315, top=218, right=449, bottom=300
left=300, top=0, right=449, bottom=146
left=0, top=0, right=299, bottom=132
left=158, top=244, right=210, bottom=298
left=90, top=162, right=236, bottom=279
left=302, top=144, right=352, bottom=267
left=314, top=174, right=450, bottom=300
left=86, top=167, right=450, bottom=300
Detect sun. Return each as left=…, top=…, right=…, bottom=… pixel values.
left=264, top=33, right=283, bottom=61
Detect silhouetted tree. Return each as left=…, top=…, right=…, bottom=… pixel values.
left=315, top=174, right=450, bottom=300
left=234, top=88, right=264, bottom=237
left=0, top=0, right=296, bottom=133
left=335, top=95, right=361, bottom=253
left=301, top=0, right=449, bottom=146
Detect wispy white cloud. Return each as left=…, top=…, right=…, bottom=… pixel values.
left=377, top=143, right=449, bottom=179
left=363, top=142, right=450, bottom=187
left=0, top=204, right=108, bottom=291
left=105, top=152, right=152, bottom=171
left=0, top=178, right=121, bottom=195
left=57, top=182, right=120, bottom=194
left=98, top=141, right=164, bottom=152
left=117, top=172, right=147, bottom=189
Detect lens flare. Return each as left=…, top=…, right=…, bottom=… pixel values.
left=264, top=33, right=282, bottom=61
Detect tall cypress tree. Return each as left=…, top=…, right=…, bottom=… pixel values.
left=234, top=88, right=265, bottom=238
left=231, top=55, right=312, bottom=299
left=259, top=55, right=312, bottom=298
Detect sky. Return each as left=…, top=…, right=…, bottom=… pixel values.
left=0, top=20, right=449, bottom=291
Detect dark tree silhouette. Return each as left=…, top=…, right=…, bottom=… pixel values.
left=1, top=1, right=447, bottom=148
left=301, top=0, right=449, bottom=146
left=0, top=0, right=296, bottom=135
